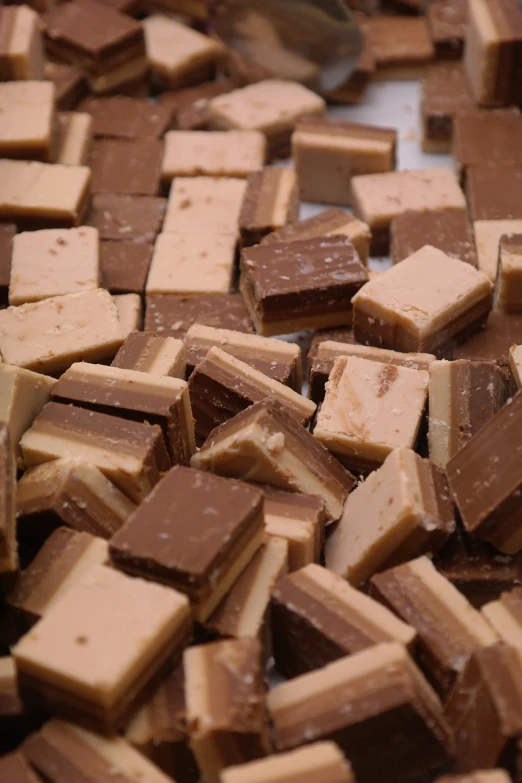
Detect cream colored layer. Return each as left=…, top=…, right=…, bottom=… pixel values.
left=495, top=247, right=522, bottom=313
left=67, top=460, right=137, bottom=524
left=265, top=515, right=317, bottom=571
left=474, top=220, right=522, bottom=280
left=162, top=130, right=266, bottom=180
left=0, top=159, right=91, bottom=220
left=0, top=365, right=56, bottom=461
left=0, top=81, right=54, bottom=158
left=7, top=6, right=44, bottom=80
left=0, top=656, right=16, bottom=680
left=421, top=137, right=452, bottom=154
left=428, top=360, right=453, bottom=469
left=143, top=336, right=185, bottom=378
left=510, top=346, right=522, bottom=389
left=87, top=57, right=148, bottom=94
left=55, top=113, right=92, bottom=166
left=65, top=361, right=189, bottom=398
left=270, top=168, right=299, bottom=225
left=482, top=600, right=522, bottom=649
left=221, top=742, right=354, bottom=783
left=163, top=177, right=247, bottom=235
left=114, top=294, right=142, bottom=338
left=316, top=341, right=435, bottom=372
left=186, top=324, right=300, bottom=363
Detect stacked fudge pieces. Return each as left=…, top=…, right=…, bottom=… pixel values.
left=1, top=1, right=522, bottom=782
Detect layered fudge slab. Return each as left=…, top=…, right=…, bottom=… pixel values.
left=143, top=14, right=224, bottom=89
left=240, top=236, right=368, bottom=336
left=0, top=81, right=55, bottom=162
left=421, top=63, right=474, bottom=153
left=23, top=720, right=174, bottom=783
left=451, top=311, right=522, bottom=365
left=0, top=752, right=42, bottom=783
left=208, top=79, right=326, bottom=159
left=292, top=118, right=397, bottom=206
left=495, top=234, right=522, bottom=312
left=192, top=400, right=355, bottom=523
left=260, top=207, right=371, bottom=266
left=454, top=113, right=522, bottom=175
left=263, top=487, right=325, bottom=572
left=163, top=176, right=246, bottom=235
left=21, top=402, right=169, bottom=504
left=188, top=347, right=315, bottom=444
left=326, top=449, right=454, bottom=587
left=184, top=324, right=302, bottom=390
left=221, top=743, right=355, bottom=783
left=147, top=232, right=236, bottom=296
left=464, top=0, right=522, bottom=107
left=112, top=331, right=186, bottom=378
left=0, top=365, right=56, bottom=463
left=391, top=209, right=477, bottom=267
left=428, top=359, right=510, bottom=469
left=366, top=16, right=434, bottom=80
left=114, top=293, right=142, bottom=337
left=0, top=423, right=17, bottom=577
left=268, top=642, right=453, bottom=783
left=474, top=219, right=522, bottom=280
left=44, top=61, right=86, bottom=111
left=0, top=289, right=124, bottom=375
left=9, top=227, right=99, bottom=306
left=467, top=164, right=522, bottom=222
left=510, top=345, right=522, bottom=387
left=184, top=638, right=269, bottom=782
left=0, top=223, right=15, bottom=305
left=159, top=79, right=234, bottom=131
left=79, top=95, right=171, bottom=139
left=90, top=139, right=163, bottom=196
left=448, top=391, right=522, bottom=554
left=85, top=193, right=166, bottom=242
left=351, top=168, right=466, bottom=255
left=313, top=356, right=428, bottom=473
left=427, top=0, right=468, bottom=60
left=0, top=6, right=44, bottom=81
left=110, top=466, right=264, bottom=621
left=161, top=130, right=265, bottom=184
left=482, top=587, right=522, bottom=648
left=352, top=247, right=493, bottom=355
left=43, top=0, right=147, bottom=94
left=271, top=563, right=415, bottom=679
left=145, top=293, right=253, bottom=339
left=54, top=111, right=92, bottom=166
left=0, top=160, right=90, bottom=229
left=372, top=557, right=499, bottom=692
left=239, top=168, right=299, bottom=246
left=100, top=241, right=151, bottom=295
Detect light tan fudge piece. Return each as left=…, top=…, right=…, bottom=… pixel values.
left=0, top=289, right=124, bottom=375
left=0, top=6, right=44, bottom=81
left=325, top=448, right=455, bottom=587
left=54, top=112, right=92, bottom=166
left=352, top=246, right=494, bottom=355
left=112, top=331, right=186, bottom=378
left=146, top=232, right=236, bottom=295
left=144, top=14, right=224, bottom=89
left=113, top=293, right=142, bottom=337
left=0, top=365, right=56, bottom=461
left=494, top=233, right=522, bottom=312
left=263, top=489, right=324, bottom=571
left=13, top=564, right=191, bottom=733
left=474, top=220, right=522, bottom=280
left=0, top=81, right=55, bottom=162
left=208, top=79, right=326, bottom=158
left=0, top=422, right=17, bottom=575
left=9, top=227, right=99, bottom=305
left=239, top=168, right=300, bottom=246
left=161, top=130, right=265, bottom=183
left=482, top=588, right=522, bottom=648
left=163, top=176, right=247, bottom=235
left=351, top=168, right=466, bottom=254
left=509, top=345, right=522, bottom=388
left=0, top=159, right=91, bottom=229
left=221, top=742, right=355, bottom=783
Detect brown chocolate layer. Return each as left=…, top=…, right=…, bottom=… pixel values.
left=467, top=163, right=522, bottom=222
left=79, top=95, right=171, bottom=139
left=85, top=194, right=166, bottom=242
left=391, top=209, right=477, bottom=267
left=100, top=241, right=152, bottom=294
left=90, top=139, right=163, bottom=196
left=145, top=293, right=254, bottom=339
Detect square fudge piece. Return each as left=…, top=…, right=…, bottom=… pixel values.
left=161, top=130, right=265, bottom=184
left=313, top=356, right=429, bottom=473
left=100, top=241, right=152, bottom=295
left=9, top=227, right=99, bottom=305
left=495, top=234, right=522, bottom=313
left=147, top=232, right=236, bottom=295
left=208, top=79, right=326, bottom=159
left=366, top=16, right=435, bottom=80
left=0, top=6, right=44, bottom=81
left=79, top=95, right=171, bottom=140
left=351, top=168, right=466, bottom=255
left=467, top=163, right=522, bottom=222
left=90, top=139, right=163, bottom=196
left=0, top=81, right=55, bottom=162
left=13, top=565, right=191, bottom=733
left=85, top=194, right=166, bottom=243
left=240, top=236, right=369, bottom=336
left=453, top=113, right=522, bottom=174
left=163, top=176, right=247, bottom=236
left=391, top=209, right=477, bottom=267
left=474, top=219, right=522, bottom=280
left=421, top=63, right=474, bottom=154
left=353, top=246, right=493, bottom=355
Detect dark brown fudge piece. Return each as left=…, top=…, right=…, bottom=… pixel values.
left=90, top=139, right=163, bottom=196
left=79, top=95, right=172, bottom=139
left=84, top=193, right=166, bottom=242
left=454, top=113, right=522, bottom=174
left=427, top=0, right=468, bottom=59
left=145, top=293, right=254, bottom=339
left=100, top=241, right=152, bottom=294
left=467, top=163, right=522, bottom=221
left=421, top=63, right=474, bottom=153
left=44, top=62, right=86, bottom=111
left=391, top=209, right=477, bottom=267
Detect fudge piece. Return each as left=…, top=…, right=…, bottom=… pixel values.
left=147, top=232, right=236, bottom=295
left=313, top=356, right=428, bottom=473
left=21, top=402, right=169, bottom=503
left=163, top=176, right=246, bottom=235
left=188, top=347, right=315, bottom=443
left=0, top=365, right=56, bottom=462
left=90, top=139, right=163, bottom=196
left=100, top=241, right=151, bottom=295
left=0, top=6, right=44, bottom=81
left=427, top=0, right=469, bottom=59
left=292, top=118, right=397, bottom=206
left=239, top=168, right=299, bottom=246
left=352, top=247, right=493, bottom=354
left=454, top=113, right=522, bottom=174
left=54, top=112, right=92, bottom=166
left=44, top=62, right=86, bottom=111
left=0, top=81, right=55, bottom=162
left=268, top=643, right=453, bottom=783
left=0, top=752, right=42, bottom=782
left=145, top=293, right=253, bottom=339
left=110, top=466, right=264, bottom=621
left=326, top=449, right=454, bottom=587
left=0, top=223, right=15, bottom=305
left=208, top=79, right=326, bottom=159
left=495, top=234, right=522, bottom=312
left=263, top=487, right=325, bottom=572
left=0, top=423, right=17, bottom=577
left=510, top=345, right=522, bottom=387
left=161, top=130, right=265, bottom=183
left=112, top=331, right=186, bottom=378
left=240, top=236, right=368, bottom=336
left=448, top=391, right=522, bottom=553
left=159, top=79, right=234, bottom=131
left=482, top=587, right=522, bottom=647
left=9, top=227, right=99, bottom=306
left=114, top=293, right=142, bottom=337
left=85, top=193, right=166, bottom=243
left=366, top=16, right=434, bottom=80
left=143, top=14, right=224, bottom=89
left=451, top=311, right=522, bottom=365
left=464, top=0, right=522, bottom=107
left=351, top=168, right=466, bottom=255
left=474, top=219, right=522, bottom=280
left=0, top=289, right=124, bottom=375
left=43, top=0, right=147, bottom=94
left=428, top=359, right=510, bottom=468
left=0, top=160, right=90, bottom=230
left=51, top=362, right=195, bottom=463
left=391, top=209, right=477, bottom=267
left=421, top=63, right=474, bottom=153
left=191, top=399, right=355, bottom=523
left=221, top=743, right=355, bottom=783
left=79, top=95, right=171, bottom=139
left=272, top=563, right=416, bottom=678
left=468, top=163, right=522, bottom=222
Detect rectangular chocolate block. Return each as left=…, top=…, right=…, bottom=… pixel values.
left=239, top=168, right=299, bottom=246
left=100, top=240, right=152, bottom=295
left=163, top=176, right=246, bottom=236
left=482, top=587, right=522, bottom=648
left=0, top=6, right=44, bottom=81
left=495, top=233, right=522, bottom=312
left=0, top=423, right=17, bottom=577
left=263, top=487, right=325, bottom=571
left=427, top=0, right=468, bottom=60
left=192, top=400, right=355, bottom=523
left=79, top=95, right=171, bottom=139
left=221, top=743, right=355, bottom=783
left=454, top=113, right=522, bottom=175
left=161, top=130, right=266, bottom=183
left=44, top=62, right=86, bottom=111
left=55, top=111, right=92, bottom=166
left=112, top=331, right=186, bottom=378
left=110, top=466, right=264, bottom=621
left=0, top=81, right=56, bottom=162
left=145, top=293, right=254, bottom=339
left=421, top=64, right=474, bottom=153
left=85, top=193, right=166, bottom=243
left=90, top=139, right=163, bottom=196
left=0, top=365, right=56, bottom=464
left=467, top=163, right=522, bottom=222
left=391, top=209, right=477, bottom=267
left=366, top=16, right=434, bottom=79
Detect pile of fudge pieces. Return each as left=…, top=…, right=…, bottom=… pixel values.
left=1, top=0, right=522, bottom=781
